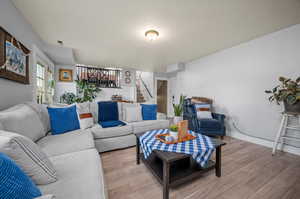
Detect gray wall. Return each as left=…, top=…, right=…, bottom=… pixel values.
left=169, top=24, right=300, bottom=153
left=0, top=0, right=50, bottom=110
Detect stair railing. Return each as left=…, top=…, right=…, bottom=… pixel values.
left=136, top=74, right=153, bottom=100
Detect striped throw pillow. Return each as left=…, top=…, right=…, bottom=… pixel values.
left=0, top=130, right=57, bottom=185
left=194, top=103, right=213, bottom=119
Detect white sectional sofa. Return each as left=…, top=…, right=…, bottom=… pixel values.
left=0, top=101, right=169, bottom=199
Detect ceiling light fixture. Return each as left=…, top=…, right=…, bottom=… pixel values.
left=145, top=29, right=159, bottom=41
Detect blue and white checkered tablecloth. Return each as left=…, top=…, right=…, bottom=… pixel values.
left=139, top=129, right=215, bottom=167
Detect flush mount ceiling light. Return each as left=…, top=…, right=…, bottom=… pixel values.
left=145, top=29, right=159, bottom=41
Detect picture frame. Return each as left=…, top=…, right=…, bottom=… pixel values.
left=0, top=27, right=30, bottom=84
left=59, top=69, right=73, bottom=82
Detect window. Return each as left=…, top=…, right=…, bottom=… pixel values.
left=76, top=65, right=121, bottom=88
left=36, top=63, right=45, bottom=104
left=46, top=68, right=54, bottom=104
left=36, top=63, right=54, bottom=104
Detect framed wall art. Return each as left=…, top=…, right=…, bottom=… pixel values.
left=0, top=27, right=30, bottom=84
left=59, top=69, right=73, bottom=82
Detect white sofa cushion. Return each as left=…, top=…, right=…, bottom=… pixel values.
left=0, top=104, right=45, bottom=141
left=38, top=149, right=107, bottom=199
left=0, top=130, right=57, bottom=185
left=37, top=129, right=95, bottom=157
left=123, top=106, right=142, bottom=122
left=26, top=102, right=51, bottom=133
left=130, top=120, right=170, bottom=134
left=91, top=124, right=133, bottom=139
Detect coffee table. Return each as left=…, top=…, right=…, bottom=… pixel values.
left=135, top=132, right=226, bottom=199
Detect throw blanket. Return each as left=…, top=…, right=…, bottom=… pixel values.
left=139, top=129, right=215, bottom=167
left=99, top=120, right=126, bottom=128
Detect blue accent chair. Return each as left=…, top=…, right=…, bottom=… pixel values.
left=183, top=98, right=226, bottom=138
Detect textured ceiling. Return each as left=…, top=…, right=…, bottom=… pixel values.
left=12, top=0, right=300, bottom=72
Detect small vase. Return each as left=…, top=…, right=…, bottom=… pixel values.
left=284, top=101, right=300, bottom=114
left=169, top=131, right=178, bottom=140
left=173, top=116, right=183, bottom=125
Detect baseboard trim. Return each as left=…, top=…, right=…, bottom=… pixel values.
left=229, top=131, right=300, bottom=156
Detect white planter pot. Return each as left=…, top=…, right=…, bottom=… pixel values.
left=169, top=131, right=178, bottom=140
left=173, top=116, right=183, bottom=125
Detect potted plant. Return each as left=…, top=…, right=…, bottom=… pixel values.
left=60, top=92, right=77, bottom=104
left=169, top=125, right=178, bottom=140
left=265, top=76, right=300, bottom=113
left=75, top=80, right=101, bottom=103
left=173, top=94, right=186, bottom=124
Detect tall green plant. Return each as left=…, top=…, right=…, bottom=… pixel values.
left=265, top=76, right=300, bottom=105
left=75, top=80, right=101, bottom=103
left=173, top=94, right=186, bottom=116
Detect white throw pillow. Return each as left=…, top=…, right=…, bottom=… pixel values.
left=124, top=106, right=143, bottom=122
left=122, top=103, right=140, bottom=121
left=196, top=111, right=213, bottom=119
left=194, top=103, right=213, bottom=119
left=76, top=103, right=94, bottom=129
left=0, top=130, right=57, bottom=185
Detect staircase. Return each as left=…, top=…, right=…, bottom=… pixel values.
left=136, top=73, right=153, bottom=103
left=136, top=85, right=146, bottom=103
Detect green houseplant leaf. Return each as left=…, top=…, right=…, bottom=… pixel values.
left=173, top=94, right=186, bottom=116
left=265, top=76, right=300, bottom=105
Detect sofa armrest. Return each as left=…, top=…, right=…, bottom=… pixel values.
left=212, top=113, right=226, bottom=123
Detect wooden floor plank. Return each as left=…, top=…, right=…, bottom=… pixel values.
left=101, top=137, right=300, bottom=199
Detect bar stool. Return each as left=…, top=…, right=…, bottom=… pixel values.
left=272, top=112, right=300, bottom=155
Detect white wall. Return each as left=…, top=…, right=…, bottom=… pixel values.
left=0, top=0, right=53, bottom=110
left=54, top=65, right=77, bottom=102
left=169, top=24, right=300, bottom=153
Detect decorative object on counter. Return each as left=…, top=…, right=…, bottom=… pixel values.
left=111, top=94, right=123, bottom=101
left=0, top=27, right=30, bottom=84
left=173, top=94, right=186, bottom=124
left=169, top=124, right=178, bottom=140
left=59, top=69, right=73, bottom=82
left=265, top=76, right=300, bottom=113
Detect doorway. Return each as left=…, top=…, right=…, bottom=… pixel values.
left=156, top=79, right=168, bottom=114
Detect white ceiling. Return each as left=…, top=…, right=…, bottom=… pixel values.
left=12, top=0, right=300, bottom=72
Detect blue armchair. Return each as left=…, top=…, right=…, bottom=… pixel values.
left=183, top=98, right=226, bottom=138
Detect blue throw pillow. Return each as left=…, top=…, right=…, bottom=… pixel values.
left=0, top=153, right=42, bottom=199
left=141, top=104, right=157, bottom=120
left=99, top=120, right=126, bottom=128
left=47, top=105, right=80, bottom=135
left=98, top=101, right=119, bottom=122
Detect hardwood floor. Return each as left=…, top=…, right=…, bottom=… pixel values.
left=101, top=137, right=300, bottom=199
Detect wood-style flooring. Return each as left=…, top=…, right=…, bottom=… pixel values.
left=101, top=137, right=300, bottom=199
